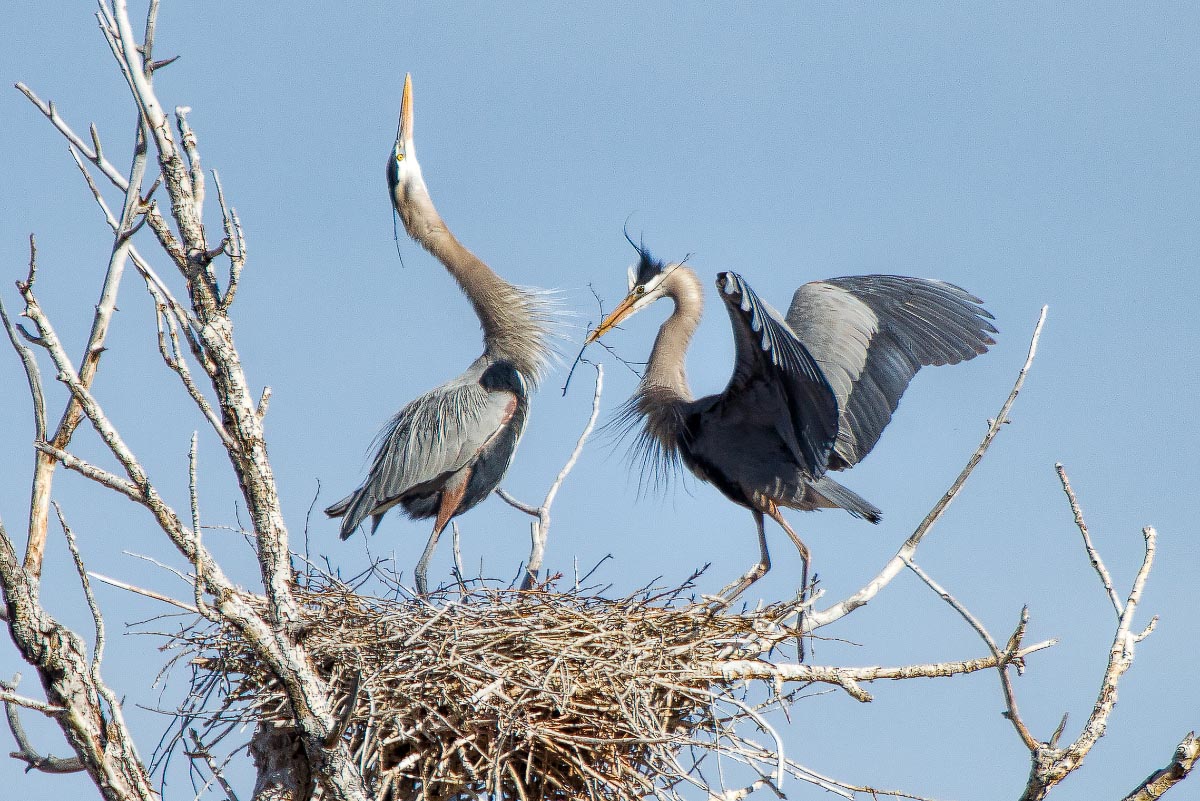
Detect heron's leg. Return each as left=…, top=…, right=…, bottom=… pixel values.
left=765, top=505, right=811, bottom=660
left=766, top=505, right=810, bottom=600
left=415, top=472, right=470, bottom=595
left=716, top=510, right=771, bottom=603
left=414, top=527, right=442, bottom=596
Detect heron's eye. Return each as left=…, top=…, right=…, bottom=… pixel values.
left=395, top=152, right=405, bottom=163
left=634, top=285, right=646, bottom=296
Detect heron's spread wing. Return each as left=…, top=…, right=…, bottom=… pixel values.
left=716, top=272, right=839, bottom=477
left=785, top=275, right=996, bottom=469
left=328, top=373, right=519, bottom=536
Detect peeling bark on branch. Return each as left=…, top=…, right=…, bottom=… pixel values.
left=1122, top=732, right=1200, bottom=801
left=0, top=526, right=155, bottom=800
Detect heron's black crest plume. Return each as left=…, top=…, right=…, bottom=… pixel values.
left=623, top=225, right=668, bottom=286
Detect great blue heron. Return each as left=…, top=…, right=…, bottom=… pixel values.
left=586, top=241, right=995, bottom=601
left=326, top=75, right=553, bottom=594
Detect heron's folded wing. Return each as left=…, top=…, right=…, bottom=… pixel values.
left=715, top=271, right=839, bottom=477
left=332, top=377, right=518, bottom=535
left=785, top=275, right=996, bottom=469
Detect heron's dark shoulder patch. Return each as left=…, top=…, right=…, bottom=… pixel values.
left=479, top=361, right=528, bottom=397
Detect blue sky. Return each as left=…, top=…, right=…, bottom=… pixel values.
left=2, top=3, right=1198, bottom=799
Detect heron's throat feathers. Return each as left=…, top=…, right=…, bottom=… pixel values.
left=631, top=383, right=689, bottom=456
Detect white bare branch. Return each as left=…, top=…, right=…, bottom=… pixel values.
left=1056, top=463, right=1123, bottom=616
left=1121, top=731, right=1200, bottom=801
left=87, top=572, right=198, bottom=614
left=807, top=305, right=1048, bottom=631
left=710, top=638, right=1055, bottom=703
left=498, top=363, right=604, bottom=589
left=904, top=557, right=1043, bottom=750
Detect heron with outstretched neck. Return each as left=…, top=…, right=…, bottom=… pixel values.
left=326, top=75, right=553, bottom=594
left=586, top=240, right=995, bottom=602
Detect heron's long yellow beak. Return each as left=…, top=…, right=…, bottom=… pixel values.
left=585, top=293, right=640, bottom=344
left=398, top=73, right=414, bottom=146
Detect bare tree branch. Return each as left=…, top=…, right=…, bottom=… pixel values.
left=1055, top=462, right=1123, bottom=616
left=186, top=729, right=240, bottom=801
left=904, top=558, right=1042, bottom=750
left=54, top=505, right=106, bottom=672
left=1014, top=498, right=1162, bottom=800
left=0, top=239, right=47, bottom=441
left=808, top=305, right=1048, bottom=631
left=0, top=676, right=66, bottom=718
left=88, top=571, right=198, bottom=614
left=1122, top=731, right=1200, bottom=801
left=710, top=641, right=1055, bottom=703
left=1, top=675, right=83, bottom=775
left=498, top=363, right=604, bottom=589
left=0, top=521, right=156, bottom=798
left=14, top=82, right=131, bottom=189
left=1022, top=528, right=1159, bottom=794
left=22, top=108, right=149, bottom=581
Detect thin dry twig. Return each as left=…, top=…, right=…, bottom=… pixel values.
left=1056, top=463, right=1122, bottom=616
left=0, top=239, right=47, bottom=439
left=88, top=572, right=199, bottom=614
left=903, top=558, right=1042, bottom=750
left=186, top=728, right=240, bottom=801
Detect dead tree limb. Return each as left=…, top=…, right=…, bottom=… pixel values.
left=807, top=305, right=1048, bottom=632
left=1121, top=731, right=1200, bottom=801
left=1, top=675, right=83, bottom=775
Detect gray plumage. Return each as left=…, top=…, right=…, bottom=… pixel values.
left=587, top=243, right=995, bottom=601
left=326, top=75, right=552, bottom=594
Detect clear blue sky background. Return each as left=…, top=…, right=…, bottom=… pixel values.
left=2, top=3, right=1197, bottom=799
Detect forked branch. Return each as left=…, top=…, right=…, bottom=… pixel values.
left=807, top=305, right=1048, bottom=631
left=497, top=363, right=604, bottom=589
left=1, top=675, right=82, bottom=775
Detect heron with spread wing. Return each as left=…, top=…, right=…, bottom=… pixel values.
left=326, top=76, right=553, bottom=594
left=586, top=241, right=995, bottom=601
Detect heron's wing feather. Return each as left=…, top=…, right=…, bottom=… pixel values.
left=328, top=375, right=518, bottom=536
left=785, top=275, right=996, bottom=469
left=716, top=272, right=839, bottom=476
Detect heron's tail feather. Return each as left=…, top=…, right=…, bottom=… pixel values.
left=324, top=495, right=351, bottom=518
left=325, top=492, right=372, bottom=540
left=806, top=476, right=882, bottom=523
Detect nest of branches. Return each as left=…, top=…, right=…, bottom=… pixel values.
left=174, top=577, right=815, bottom=801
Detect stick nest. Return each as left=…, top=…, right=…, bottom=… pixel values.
left=177, top=579, right=810, bottom=801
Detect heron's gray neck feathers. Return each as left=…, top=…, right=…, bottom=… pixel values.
left=393, top=172, right=552, bottom=386
left=633, top=266, right=704, bottom=454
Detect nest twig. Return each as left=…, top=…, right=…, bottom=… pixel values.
left=174, top=577, right=820, bottom=801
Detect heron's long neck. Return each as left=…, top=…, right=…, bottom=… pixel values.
left=393, top=169, right=550, bottom=385
left=634, top=268, right=703, bottom=443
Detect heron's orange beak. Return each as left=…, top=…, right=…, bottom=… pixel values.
left=585, top=292, right=640, bottom=344
left=398, top=73, right=414, bottom=146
